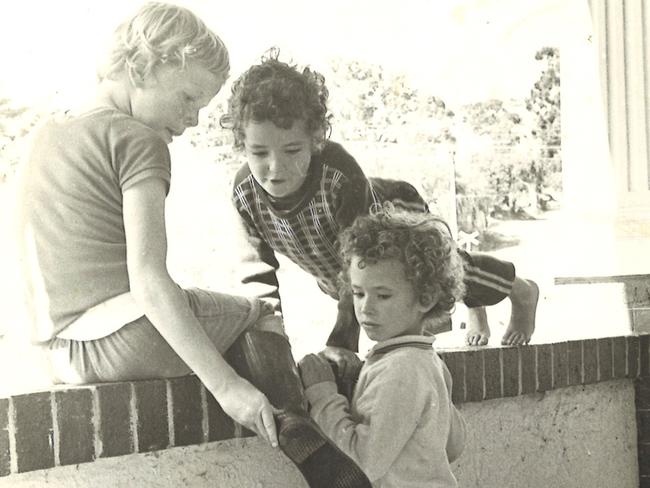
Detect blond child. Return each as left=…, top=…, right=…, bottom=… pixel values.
left=16, top=5, right=369, bottom=487
left=299, top=209, right=467, bottom=487
left=221, top=50, right=538, bottom=372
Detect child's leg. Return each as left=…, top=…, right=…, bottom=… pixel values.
left=46, top=288, right=268, bottom=383
left=501, top=277, right=539, bottom=346
left=466, top=306, right=490, bottom=346
left=461, top=251, right=515, bottom=346
left=462, top=251, right=538, bottom=346
left=226, top=328, right=372, bottom=488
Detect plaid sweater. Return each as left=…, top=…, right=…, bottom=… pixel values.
left=231, top=141, right=427, bottom=349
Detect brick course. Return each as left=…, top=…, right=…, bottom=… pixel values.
left=97, top=382, right=134, bottom=458
left=583, top=339, right=598, bottom=384
left=12, top=392, right=54, bottom=473
left=170, top=376, right=204, bottom=447
left=501, top=347, right=520, bottom=397
left=55, top=389, right=94, bottom=466
left=598, top=338, right=613, bottom=381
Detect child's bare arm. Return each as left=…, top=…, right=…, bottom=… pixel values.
left=123, top=179, right=278, bottom=446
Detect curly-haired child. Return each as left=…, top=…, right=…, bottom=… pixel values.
left=222, top=49, right=539, bottom=366
left=298, top=209, right=467, bottom=487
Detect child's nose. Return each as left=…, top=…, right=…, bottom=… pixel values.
left=184, top=110, right=199, bottom=128
left=360, top=297, right=375, bottom=314
left=268, top=153, right=285, bottom=175
left=183, top=105, right=199, bottom=127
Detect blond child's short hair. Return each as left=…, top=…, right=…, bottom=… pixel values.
left=339, top=209, right=466, bottom=319
left=99, top=2, right=229, bottom=86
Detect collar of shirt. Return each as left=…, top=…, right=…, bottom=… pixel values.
left=365, top=334, right=435, bottom=361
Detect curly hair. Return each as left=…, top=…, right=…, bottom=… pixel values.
left=339, top=209, right=466, bottom=319
left=98, top=2, right=229, bottom=86
left=220, top=48, right=331, bottom=152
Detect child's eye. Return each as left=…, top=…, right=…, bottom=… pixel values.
left=285, top=148, right=302, bottom=155
left=251, top=151, right=268, bottom=157
left=377, top=294, right=392, bottom=300
left=352, top=291, right=364, bottom=298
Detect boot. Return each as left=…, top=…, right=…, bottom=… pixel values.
left=225, top=330, right=371, bottom=488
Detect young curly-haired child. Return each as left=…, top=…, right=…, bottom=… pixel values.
left=298, top=209, right=467, bottom=487
left=222, top=50, right=539, bottom=376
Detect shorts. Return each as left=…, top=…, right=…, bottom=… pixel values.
left=460, top=250, right=516, bottom=307
left=46, top=288, right=272, bottom=384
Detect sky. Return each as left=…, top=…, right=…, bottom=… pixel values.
left=1, top=0, right=585, bottom=109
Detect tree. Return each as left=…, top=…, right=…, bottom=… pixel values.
left=327, top=59, right=454, bottom=145
left=454, top=47, right=562, bottom=218
left=526, top=47, right=562, bottom=207
left=456, top=98, right=538, bottom=216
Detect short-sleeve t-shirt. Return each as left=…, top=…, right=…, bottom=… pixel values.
left=17, top=107, right=171, bottom=343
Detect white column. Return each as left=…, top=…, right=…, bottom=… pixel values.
left=589, top=0, right=650, bottom=230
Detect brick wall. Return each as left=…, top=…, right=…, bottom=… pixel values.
left=0, top=375, right=253, bottom=476
left=1, top=334, right=648, bottom=480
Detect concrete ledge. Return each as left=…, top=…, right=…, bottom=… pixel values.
left=0, top=334, right=648, bottom=483
left=0, top=437, right=306, bottom=488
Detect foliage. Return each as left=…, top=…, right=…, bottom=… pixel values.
left=327, top=59, right=455, bottom=145
left=0, top=98, right=50, bottom=183
left=454, top=47, right=562, bottom=221
left=1, top=49, right=562, bottom=240
left=455, top=98, right=540, bottom=217
left=526, top=46, right=562, bottom=209
left=186, top=96, right=239, bottom=174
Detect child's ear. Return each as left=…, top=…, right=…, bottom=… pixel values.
left=417, top=292, right=438, bottom=315
left=310, top=130, right=325, bottom=153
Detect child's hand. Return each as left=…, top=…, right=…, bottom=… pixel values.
left=298, top=354, right=336, bottom=388
left=320, top=346, right=363, bottom=383
left=213, top=375, right=279, bottom=448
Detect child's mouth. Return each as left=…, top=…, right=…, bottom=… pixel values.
left=362, top=321, right=380, bottom=329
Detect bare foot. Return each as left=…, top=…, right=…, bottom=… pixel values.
left=466, top=307, right=490, bottom=346
left=501, top=278, right=539, bottom=346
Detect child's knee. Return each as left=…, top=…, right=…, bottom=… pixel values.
left=250, top=312, right=287, bottom=337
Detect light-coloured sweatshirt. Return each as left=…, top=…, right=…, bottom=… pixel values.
left=305, top=335, right=466, bottom=487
